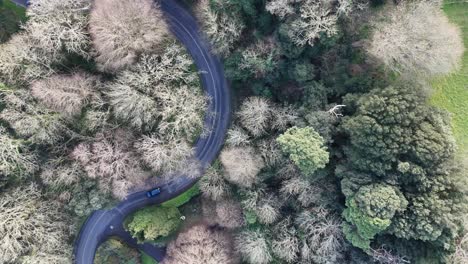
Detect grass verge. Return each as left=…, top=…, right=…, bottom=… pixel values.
left=430, top=0, right=468, bottom=155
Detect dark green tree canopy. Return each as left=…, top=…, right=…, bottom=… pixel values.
left=342, top=84, right=456, bottom=178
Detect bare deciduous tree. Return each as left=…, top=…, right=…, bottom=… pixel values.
left=134, top=134, right=194, bottom=174
left=106, top=45, right=207, bottom=139
left=256, top=195, right=281, bottom=224
left=242, top=189, right=281, bottom=225
left=215, top=199, right=245, bottom=228
left=368, top=1, right=464, bottom=76
left=200, top=166, right=231, bottom=201
left=272, top=218, right=300, bottom=263
left=195, top=0, right=245, bottom=56
left=0, top=33, right=58, bottom=85
left=371, top=246, right=410, bottom=264
left=267, top=0, right=363, bottom=46
left=0, top=184, right=73, bottom=263
left=238, top=97, right=272, bottom=137
left=295, top=207, right=346, bottom=263
left=0, top=127, right=38, bottom=182
left=31, top=73, right=97, bottom=116
left=0, top=89, right=70, bottom=145
left=226, top=126, right=251, bottom=146
left=164, top=224, right=236, bottom=264
left=448, top=215, right=468, bottom=264
left=89, top=0, right=169, bottom=72
left=256, top=139, right=283, bottom=168
left=236, top=229, right=272, bottom=264
left=40, top=159, right=83, bottom=188
left=71, top=129, right=149, bottom=199
left=26, top=0, right=91, bottom=58
left=220, top=146, right=265, bottom=188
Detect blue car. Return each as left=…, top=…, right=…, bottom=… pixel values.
left=146, top=188, right=161, bottom=198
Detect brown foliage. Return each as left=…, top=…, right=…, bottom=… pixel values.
left=368, top=1, right=464, bottom=76
left=163, top=224, right=237, bottom=264
left=70, top=129, right=149, bottom=199
left=220, top=146, right=265, bottom=188
left=31, top=73, right=97, bottom=116
left=89, top=0, right=169, bottom=72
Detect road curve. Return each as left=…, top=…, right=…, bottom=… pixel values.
left=73, top=0, right=231, bottom=263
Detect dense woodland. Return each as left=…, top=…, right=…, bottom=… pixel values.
left=0, top=0, right=467, bottom=263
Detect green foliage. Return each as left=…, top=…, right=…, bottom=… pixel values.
left=430, top=0, right=468, bottom=154
left=342, top=84, right=456, bottom=177
left=277, top=126, right=329, bottom=176
left=343, top=198, right=391, bottom=250
left=141, top=251, right=158, bottom=264
left=0, top=0, right=26, bottom=43
left=354, top=184, right=408, bottom=220
left=95, top=239, right=140, bottom=264
left=343, top=184, right=408, bottom=250
left=160, top=184, right=200, bottom=208
left=126, top=206, right=181, bottom=242
left=66, top=180, right=112, bottom=218
left=339, top=83, right=467, bottom=260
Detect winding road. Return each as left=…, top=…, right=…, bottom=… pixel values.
left=73, top=0, right=231, bottom=262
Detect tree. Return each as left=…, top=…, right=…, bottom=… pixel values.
left=238, top=97, right=272, bottom=137
left=89, top=0, right=169, bottom=72
left=239, top=39, right=279, bottom=79
left=277, top=126, right=329, bottom=176
left=220, top=146, right=265, bottom=188
left=40, top=160, right=83, bottom=188
left=339, top=84, right=466, bottom=259
left=0, top=184, right=73, bottom=263
left=135, top=134, right=194, bottom=175
left=296, top=207, right=347, bottom=263
left=342, top=184, right=408, bottom=250
left=214, top=199, right=245, bottom=228
left=31, top=73, right=97, bottom=116
left=70, top=129, right=149, bottom=199
left=266, top=0, right=360, bottom=46
left=0, top=33, right=57, bottom=85
left=341, top=84, right=456, bottom=177
left=271, top=218, right=300, bottom=263
left=368, top=1, right=464, bottom=76
left=26, top=0, right=91, bottom=58
left=163, top=224, right=236, bottom=264
left=126, top=206, right=181, bottom=242
left=235, top=229, right=272, bottom=264
left=106, top=44, right=206, bottom=139
left=195, top=0, right=245, bottom=56
left=1, top=89, right=71, bottom=145
left=241, top=189, right=281, bottom=225
left=0, top=127, right=37, bottom=185
left=199, top=166, right=232, bottom=201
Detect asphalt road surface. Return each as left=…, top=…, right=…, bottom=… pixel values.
left=73, top=0, right=231, bottom=262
